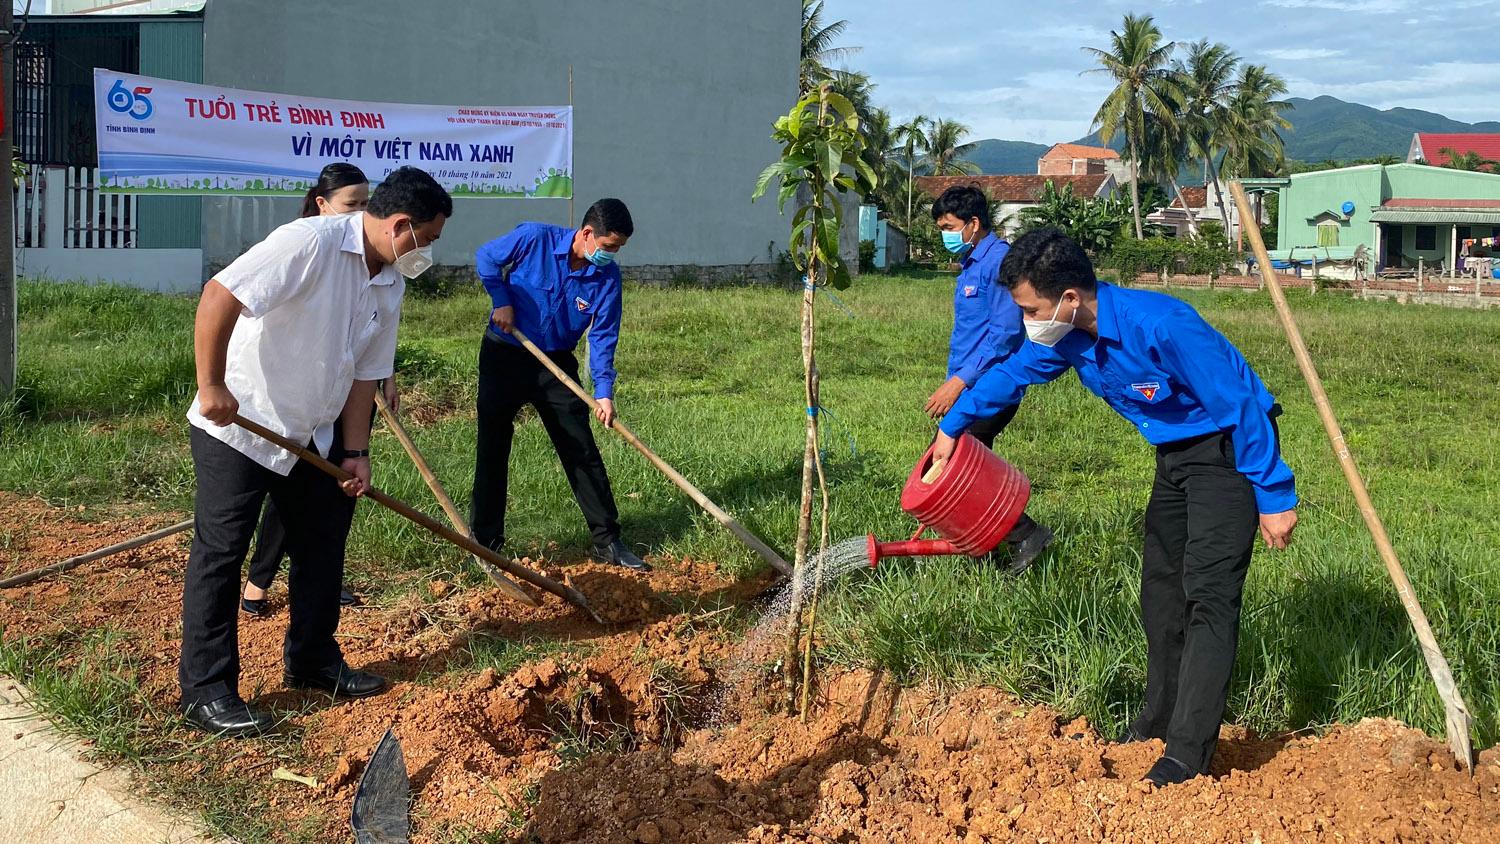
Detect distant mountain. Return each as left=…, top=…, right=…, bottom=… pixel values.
left=1070, top=96, right=1500, bottom=166
left=961, top=139, right=1051, bottom=174
left=1275, top=96, right=1500, bottom=162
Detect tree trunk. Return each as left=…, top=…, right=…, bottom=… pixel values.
left=1169, top=178, right=1199, bottom=239
left=1205, top=155, right=1232, bottom=235
left=783, top=268, right=819, bottom=710
left=1127, top=135, right=1144, bottom=239
left=906, top=149, right=915, bottom=234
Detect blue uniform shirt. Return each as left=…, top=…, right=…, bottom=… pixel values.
left=476, top=222, right=623, bottom=399
left=941, top=281, right=1297, bottom=514
left=948, top=232, right=1025, bottom=386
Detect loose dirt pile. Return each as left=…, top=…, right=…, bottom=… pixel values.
left=1, top=492, right=1496, bottom=843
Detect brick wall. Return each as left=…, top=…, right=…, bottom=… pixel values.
left=1128, top=273, right=1500, bottom=306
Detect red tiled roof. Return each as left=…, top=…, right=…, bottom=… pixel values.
left=1170, top=187, right=1209, bottom=209
left=1414, top=133, right=1500, bottom=168
left=915, top=174, right=1111, bottom=203
left=1040, top=143, right=1120, bottom=161
left=1383, top=197, right=1500, bottom=209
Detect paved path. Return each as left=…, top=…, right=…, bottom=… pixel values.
left=0, top=676, right=229, bottom=844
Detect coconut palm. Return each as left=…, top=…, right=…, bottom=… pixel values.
left=801, top=0, right=859, bottom=93
left=922, top=118, right=980, bottom=177
left=1221, top=64, right=1291, bottom=178
left=1438, top=147, right=1499, bottom=172
left=894, top=114, right=930, bottom=230
left=1220, top=64, right=1292, bottom=230
left=1140, top=108, right=1199, bottom=237
left=1084, top=14, right=1180, bottom=238
left=1174, top=40, right=1239, bottom=231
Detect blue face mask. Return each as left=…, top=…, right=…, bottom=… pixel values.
left=941, top=225, right=973, bottom=255
left=587, top=245, right=616, bottom=267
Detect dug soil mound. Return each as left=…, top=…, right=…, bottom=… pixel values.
left=1, top=492, right=1497, bottom=843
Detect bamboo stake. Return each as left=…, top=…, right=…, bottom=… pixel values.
left=0, top=519, right=192, bottom=589
left=503, top=327, right=793, bottom=577
left=1229, top=181, right=1475, bottom=771
left=230, top=415, right=599, bottom=621
left=567, top=64, right=574, bottom=228
left=373, top=391, right=537, bottom=607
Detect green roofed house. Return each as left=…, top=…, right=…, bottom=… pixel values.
left=1246, top=164, right=1500, bottom=279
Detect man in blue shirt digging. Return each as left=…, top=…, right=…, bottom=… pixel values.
left=934, top=228, right=1298, bottom=787
left=924, top=185, right=1053, bottom=572
left=471, top=198, right=649, bottom=572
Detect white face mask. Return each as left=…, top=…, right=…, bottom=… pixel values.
left=391, top=219, right=433, bottom=279
left=1023, top=297, right=1076, bottom=347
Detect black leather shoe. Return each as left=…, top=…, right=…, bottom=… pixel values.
left=1005, top=523, right=1055, bottom=575
left=285, top=661, right=388, bottom=698
left=180, top=695, right=276, bottom=737
left=1143, top=755, right=1197, bottom=787
left=339, top=586, right=361, bottom=607
left=240, top=596, right=268, bottom=617
left=590, top=539, right=653, bottom=572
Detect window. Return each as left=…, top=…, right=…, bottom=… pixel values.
left=1415, top=226, right=1437, bottom=250
left=1317, top=220, right=1340, bottom=247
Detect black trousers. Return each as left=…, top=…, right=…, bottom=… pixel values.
left=246, top=403, right=376, bottom=591
left=180, top=426, right=354, bottom=706
left=1129, top=430, right=1259, bottom=774
left=966, top=402, right=1021, bottom=449
left=471, top=334, right=621, bottom=551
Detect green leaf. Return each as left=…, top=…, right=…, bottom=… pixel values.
left=823, top=92, right=860, bottom=130
left=829, top=261, right=852, bottom=290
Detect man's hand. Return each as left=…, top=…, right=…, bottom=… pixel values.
left=198, top=384, right=239, bottom=426
left=924, top=375, right=968, bottom=419
left=340, top=456, right=371, bottom=498
left=382, top=376, right=399, bottom=415
left=594, top=398, right=617, bottom=428
left=932, top=430, right=958, bottom=464
left=490, top=305, right=516, bottom=333
left=1259, top=509, right=1297, bottom=550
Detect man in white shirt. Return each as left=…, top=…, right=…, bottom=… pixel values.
left=182, top=167, right=451, bottom=737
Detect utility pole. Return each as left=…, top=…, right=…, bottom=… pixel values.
left=0, top=3, right=15, bottom=395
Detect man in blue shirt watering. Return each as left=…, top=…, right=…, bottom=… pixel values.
left=933, top=228, right=1298, bottom=787
left=471, top=198, right=650, bottom=572
left=925, top=185, right=1053, bottom=572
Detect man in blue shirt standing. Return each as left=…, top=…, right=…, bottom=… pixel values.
left=471, top=198, right=649, bottom=572
left=934, top=228, right=1298, bottom=787
left=924, top=185, right=1053, bottom=572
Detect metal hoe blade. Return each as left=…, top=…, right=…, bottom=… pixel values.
left=352, top=728, right=410, bottom=844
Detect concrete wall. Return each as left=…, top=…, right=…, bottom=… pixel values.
left=199, top=0, right=798, bottom=277
left=1277, top=165, right=1384, bottom=251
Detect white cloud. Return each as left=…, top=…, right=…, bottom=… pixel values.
left=1264, top=47, right=1347, bottom=61
left=1264, top=0, right=1411, bottom=11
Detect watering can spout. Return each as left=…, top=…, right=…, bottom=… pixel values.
left=865, top=534, right=963, bottom=567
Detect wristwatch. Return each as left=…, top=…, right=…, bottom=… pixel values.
left=340, top=448, right=370, bottom=459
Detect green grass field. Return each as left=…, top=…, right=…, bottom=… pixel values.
left=2, top=274, right=1497, bottom=751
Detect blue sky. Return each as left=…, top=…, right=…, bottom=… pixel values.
left=820, top=0, right=1500, bottom=143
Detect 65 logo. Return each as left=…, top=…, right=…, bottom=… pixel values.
left=106, top=79, right=154, bottom=120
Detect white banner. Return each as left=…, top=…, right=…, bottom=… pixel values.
left=93, top=70, right=572, bottom=199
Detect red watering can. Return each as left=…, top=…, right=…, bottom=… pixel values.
left=867, top=433, right=1031, bottom=567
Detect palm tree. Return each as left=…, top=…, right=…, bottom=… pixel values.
left=860, top=106, right=900, bottom=206
left=1438, top=147, right=1499, bottom=172
left=1220, top=64, right=1292, bottom=234
left=894, top=114, right=930, bottom=231
left=1221, top=64, right=1291, bottom=178
left=1174, top=40, right=1239, bottom=232
left=1140, top=108, right=1198, bottom=237
left=1084, top=14, right=1180, bottom=238
left=801, top=0, right=859, bottom=93
left=922, top=118, right=980, bottom=177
